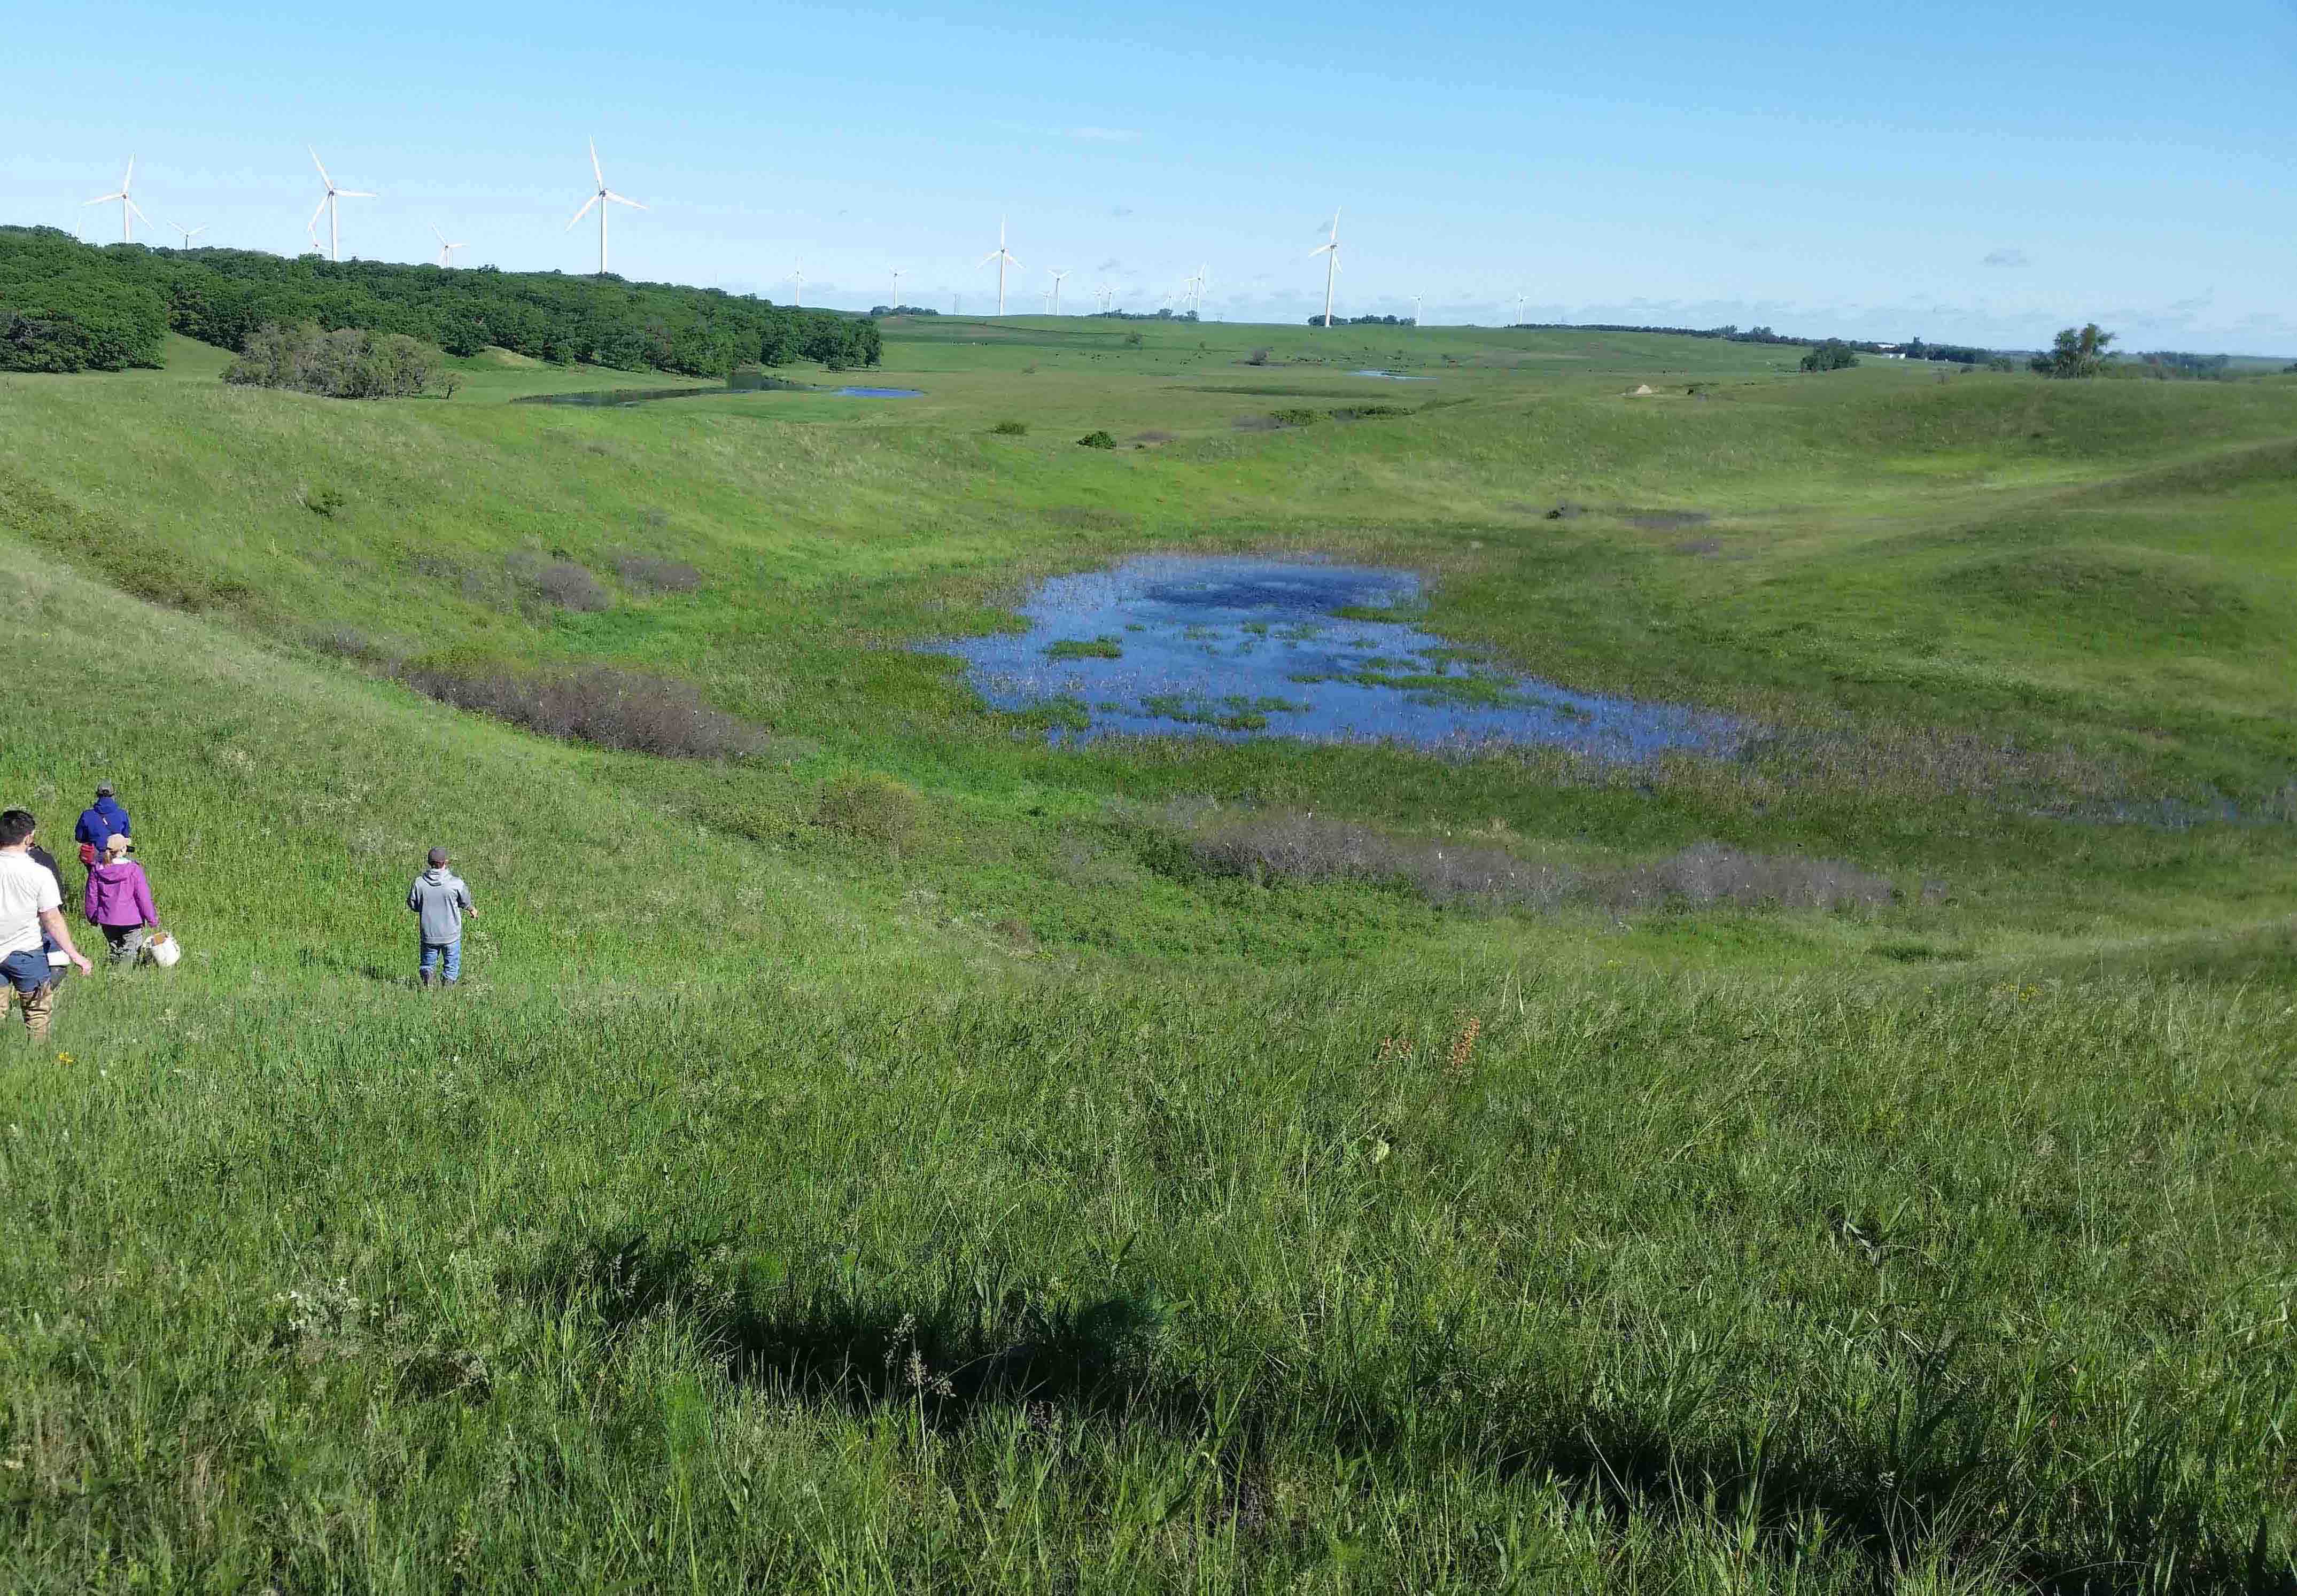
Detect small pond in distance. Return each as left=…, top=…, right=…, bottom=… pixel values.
left=835, top=386, right=926, bottom=398
left=929, top=556, right=1737, bottom=757
left=1350, top=369, right=1432, bottom=380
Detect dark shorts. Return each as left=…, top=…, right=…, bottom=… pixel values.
left=1, top=947, right=52, bottom=995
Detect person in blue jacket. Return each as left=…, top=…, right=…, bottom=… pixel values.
left=74, top=783, right=131, bottom=879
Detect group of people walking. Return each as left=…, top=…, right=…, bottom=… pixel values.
left=1, top=785, right=163, bottom=1040
left=3, top=780, right=485, bottom=1039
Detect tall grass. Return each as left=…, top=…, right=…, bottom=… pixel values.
left=2, top=323, right=2295, bottom=1590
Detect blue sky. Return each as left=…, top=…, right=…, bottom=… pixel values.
left=7, top=0, right=2292, bottom=349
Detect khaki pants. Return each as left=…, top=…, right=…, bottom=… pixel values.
left=5, top=981, right=55, bottom=1040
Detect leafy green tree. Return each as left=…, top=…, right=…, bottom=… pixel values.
left=2030, top=323, right=2116, bottom=378
left=1799, top=339, right=1860, bottom=372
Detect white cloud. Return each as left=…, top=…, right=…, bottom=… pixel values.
left=1981, top=247, right=2030, bottom=268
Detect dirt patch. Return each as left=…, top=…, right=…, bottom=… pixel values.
left=1129, top=430, right=1176, bottom=445
left=1231, top=415, right=1283, bottom=432
left=1627, top=510, right=1713, bottom=531
left=1672, top=537, right=1724, bottom=557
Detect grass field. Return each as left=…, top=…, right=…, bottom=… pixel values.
left=2, top=314, right=2294, bottom=1592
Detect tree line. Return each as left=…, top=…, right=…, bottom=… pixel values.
left=0, top=226, right=880, bottom=375
left=1304, top=314, right=1417, bottom=327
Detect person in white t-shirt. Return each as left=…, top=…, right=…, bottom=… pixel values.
left=1, top=809, right=92, bottom=1041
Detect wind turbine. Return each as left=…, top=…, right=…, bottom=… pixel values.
left=431, top=225, right=468, bottom=267
left=791, top=259, right=804, bottom=307
left=566, top=139, right=645, bottom=276
left=1513, top=293, right=1526, bottom=326
left=165, top=220, right=207, bottom=250
left=1412, top=293, right=1423, bottom=327
left=83, top=158, right=149, bottom=244
left=889, top=267, right=903, bottom=309
left=1311, top=210, right=1341, bottom=328
left=306, top=147, right=375, bottom=262
left=978, top=216, right=1020, bottom=315
left=1047, top=268, right=1069, bottom=317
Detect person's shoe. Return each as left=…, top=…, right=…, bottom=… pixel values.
left=418, top=971, right=433, bottom=990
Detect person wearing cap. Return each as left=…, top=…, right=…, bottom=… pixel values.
left=83, top=833, right=160, bottom=967
left=406, top=847, right=477, bottom=989
left=1, top=809, right=92, bottom=1040
left=74, top=783, right=131, bottom=879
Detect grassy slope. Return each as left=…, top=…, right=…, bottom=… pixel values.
left=2, top=319, right=2295, bottom=1592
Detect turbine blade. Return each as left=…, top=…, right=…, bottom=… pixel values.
left=126, top=197, right=152, bottom=225
left=432, top=224, right=446, bottom=243
left=309, top=146, right=331, bottom=186
left=85, top=193, right=125, bottom=205
left=123, top=156, right=135, bottom=189
left=590, top=138, right=604, bottom=187
left=337, top=190, right=376, bottom=199
left=567, top=194, right=600, bottom=229
left=977, top=250, right=998, bottom=265
left=604, top=192, right=645, bottom=209
left=309, top=194, right=330, bottom=231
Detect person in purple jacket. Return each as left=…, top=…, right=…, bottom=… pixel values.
left=82, top=833, right=160, bottom=967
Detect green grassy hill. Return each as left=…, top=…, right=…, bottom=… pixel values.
left=3, top=316, right=2294, bottom=1592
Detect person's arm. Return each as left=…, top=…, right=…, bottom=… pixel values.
left=38, top=908, right=90, bottom=976
left=459, top=882, right=477, bottom=920
left=135, top=868, right=158, bottom=928
left=82, top=873, right=98, bottom=923
left=408, top=881, right=422, bottom=914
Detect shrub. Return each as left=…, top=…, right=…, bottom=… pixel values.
left=1245, top=347, right=1273, bottom=366
left=989, top=419, right=1029, bottom=437
left=399, top=664, right=767, bottom=759
left=1076, top=430, right=1118, bottom=449
left=1269, top=408, right=1322, bottom=426
left=531, top=561, right=610, bottom=612
left=302, top=484, right=347, bottom=517
left=813, top=773, right=922, bottom=848
left=612, top=554, right=702, bottom=594
left=226, top=321, right=435, bottom=398
left=1800, top=340, right=1860, bottom=373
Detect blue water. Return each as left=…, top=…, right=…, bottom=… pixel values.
left=1351, top=369, right=1431, bottom=381
left=836, top=386, right=925, bottom=398
left=929, top=556, right=1738, bottom=758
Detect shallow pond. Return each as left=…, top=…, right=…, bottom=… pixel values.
left=1350, top=369, right=1432, bottom=380
left=835, top=386, right=925, bottom=398
left=929, top=556, right=1737, bottom=757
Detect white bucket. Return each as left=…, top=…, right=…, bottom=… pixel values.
left=145, top=930, right=182, bottom=969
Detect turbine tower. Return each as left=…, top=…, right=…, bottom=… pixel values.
left=978, top=217, right=1020, bottom=315
left=1047, top=268, right=1069, bottom=316
left=1412, top=293, right=1423, bottom=327
left=791, top=259, right=804, bottom=307
left=166, top=221, right=207, bottom=250
left=1311, top=210, right=1341, bottom=328
left=83, top=158, right=149, bottom=244
left=889, top=267, right=903, bottom=310
left=1513, top=293, right=1526, bottom=326
left=306, top=147, right=375, bottom=262
left=566, top=139, right=645, bottom=276
left=431, top=225, right=468, bottom=267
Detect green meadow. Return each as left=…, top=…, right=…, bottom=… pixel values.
left=1, top=314, right=2293, bottom=1592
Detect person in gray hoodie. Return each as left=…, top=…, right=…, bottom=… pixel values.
left=406, top=847, right=478, bottom=989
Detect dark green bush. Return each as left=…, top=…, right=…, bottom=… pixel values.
left=990, top=419, right=1029, bottom=437
left=226, top=322, right=435, bottom=399
left=1076, top=430, right=1118, bottom=449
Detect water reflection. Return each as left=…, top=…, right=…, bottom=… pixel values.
left=929, top=556, right=1737, bottom=758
